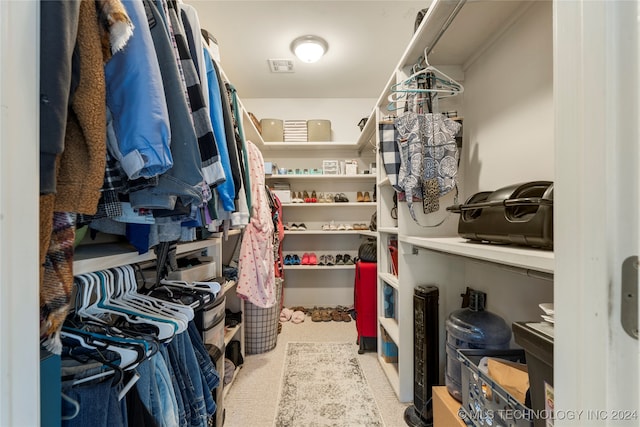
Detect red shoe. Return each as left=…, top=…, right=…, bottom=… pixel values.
left=301, top=253, right=310, bottom=265
left=308, top=253, right=318, bottom=265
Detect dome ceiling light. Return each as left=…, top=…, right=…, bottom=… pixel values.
left=290, top=35, right=329, bottom=63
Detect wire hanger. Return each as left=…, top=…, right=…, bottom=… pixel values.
left=387, top=47, right=463, bottom=111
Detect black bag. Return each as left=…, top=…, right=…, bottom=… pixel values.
left=357, top=240, right=377, bottom=263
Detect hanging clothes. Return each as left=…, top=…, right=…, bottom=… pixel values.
left=236, top=142, right=276, bottom=308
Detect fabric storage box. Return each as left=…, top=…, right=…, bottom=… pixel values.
left=448, top=181, right=554, bottom=249
left=458, top=348, right=532, bottom=427
left=260, top=118, right=284, bottom=142
left=203, top=314, right=225, bottom=353
left=307, top=119, right=331, bottom=141
left=513, top=322, right=554, bottom=427
left=272, top=190, right=291, bottom=204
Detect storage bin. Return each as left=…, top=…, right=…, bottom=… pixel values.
left=380, top=325, right=398, bottom=363
left=458, top=348, right=532, bottom=427
left=448, top=181, right=554, bottom=249
left=513, top=322, right=554, bottom=427
left=196, top=294, right=226, bottom=334
left=260, top=119, right=284, bottom=141
left=244, top=278, right=282, bottom=354
left=307, top=119, right=331, bottom=141
left=167, top=257, right=216, bottom=282
left=203, top=315, right=225, bottom=354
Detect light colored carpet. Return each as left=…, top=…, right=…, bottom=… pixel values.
left=274, top=342, right=384, bottom=427
left=223, top=320, right=411, bottom=427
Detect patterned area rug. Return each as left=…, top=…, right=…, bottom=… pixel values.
left=274, top=342, right=385, bottom=427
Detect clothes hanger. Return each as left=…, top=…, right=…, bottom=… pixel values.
left=81, top=271, right=178, bottom=341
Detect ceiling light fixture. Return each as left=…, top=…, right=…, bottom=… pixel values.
left=290, top=35, right=328, bottom=63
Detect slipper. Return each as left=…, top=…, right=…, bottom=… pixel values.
left=311, top=308, right=322, bottom=322
left=280, top=308, right=293, bottom=322
left=321, top=309, right=332, bottom=322
left=339, top=307, right=352, bottom=322
left=291, top=310, right=305, bottom=324
left=331, top=310, right=343, bottom=322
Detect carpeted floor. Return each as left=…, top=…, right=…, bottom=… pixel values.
left=222, top=319, right=411, bottom=427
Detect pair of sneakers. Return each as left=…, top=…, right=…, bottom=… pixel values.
left=286, top=223, right=307, bottom=231
left=284, top=254, right=301, bottom=265
left=301, top=253, right=318, bottom=265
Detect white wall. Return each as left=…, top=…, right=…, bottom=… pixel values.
left=460, top=1, right=554, bottom=196
left=243, top=98, right=376, bottom=142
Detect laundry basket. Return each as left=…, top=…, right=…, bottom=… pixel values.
left=244, top=278, right=283, bottom=354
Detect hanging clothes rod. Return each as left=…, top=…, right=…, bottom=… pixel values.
left=421, top=0, right=467, bottom=59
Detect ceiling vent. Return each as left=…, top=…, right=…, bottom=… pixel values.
left=268, top=59, right=295, bottom=73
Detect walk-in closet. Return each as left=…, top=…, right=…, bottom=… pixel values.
left=0, top=1, right=638, bottom=426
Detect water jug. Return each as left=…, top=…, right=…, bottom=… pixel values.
left=445, top=289, right=511, bottom=401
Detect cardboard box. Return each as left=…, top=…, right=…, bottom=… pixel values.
left=433, top=386, right=466, bottom=427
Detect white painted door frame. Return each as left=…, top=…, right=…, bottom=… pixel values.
left=0, top=1, right=41, bottom=426
left=555, top=0, right=639, bottom=425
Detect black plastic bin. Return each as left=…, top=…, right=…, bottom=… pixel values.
left=513, top=322, right=554, bottom=427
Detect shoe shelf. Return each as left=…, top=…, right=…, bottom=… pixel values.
left=222, top=367, right=242, bottom=400
left=259, top=141, right=371, bottom=154
left=358, top=230, right=377, bottom=238
left=285, top=230, right=365, bottom=235
left=282, top=202, right=376, bottom=207
left=379, top=272, right=399, bottom=290
left=377, top=355, right=400, bottom=395
left=267, top=174, right=375, bottom=181
left=284, top=264, right=355, bottom=270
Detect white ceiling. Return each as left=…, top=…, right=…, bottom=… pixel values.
left=188, top=1, right=431, bottom=99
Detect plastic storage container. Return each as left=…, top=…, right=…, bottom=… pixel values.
left=513, top=322, right=554, bottom=427
left=445, top=290, right=512, bottom=401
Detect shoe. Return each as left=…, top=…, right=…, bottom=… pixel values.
left=292, top=192, right=303, bottom=203
left=318, top=255, right=326, bottom=266
left=318, top=192, right=325, bottom=203
left=301, top=253, right=310, bottom=265
left=357, top=191, right=364, bottom=202
left=331, top=309, right=343, bottom=322
left=292, top=254, right=301, bottom=265
left=344, top=224, right=354, bottom=231
left=290, top=223, right=298, bottom=231
left=363, top=191, right=371, bottom=202
left=337, top=223, right=346, bottom=231
left=284, top=254, right=293, bottom=265
left=328, top=221, right=337, bottom=231
left=308, top=253, right=318, bottom=265
left=325, top=193, right=334, bottom=203
left=303, top=190, right=310, bottom=203
left=335, top=193, right=349, bottom=202
left=311, top=190, right=317, bottom=203
left=297, top=223, right=307, bottom=231
left=325, top=254, right=335, bottom=266
left=322, top=224, right=331, bottom=231
left=335, top=254, right=344, bottom=265
left=343, top=254, right=354, bottom=265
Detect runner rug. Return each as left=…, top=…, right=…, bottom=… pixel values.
left=274, top=342, right=384, bottom=427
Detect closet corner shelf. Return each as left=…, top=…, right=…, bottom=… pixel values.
left=379, top=316, right=400, bottom=346
left=285, top=230, right=364, bottom=236
left=224, top=324, right=241, bottom=346
left=266, top=174, right=375, bottom=181
left=400, top=236, right=554, bottom=274
left=378, top=227, right=399, bottom=234
left=222, top=280, right=237, bottom=295
left=281, top=202, right=376, bottom=207
left=377, top=354, right=400, bottom=394
left=355, top=110, right=376, bottom=153
left=377, top=177, right=391, bottom=187
left=379, top=272, right=399, bottom=289
left=284, top=264, right=356, bottom=270
left=73, top=238, right=220, bottom=275
left=222, top=367, right=242, bottom=400
left=359, top=230, right=377, bottom=238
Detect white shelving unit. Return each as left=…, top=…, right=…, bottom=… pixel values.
left=372, top=0, right=556, bottom=404
left=263, top=158, right=376, bottom=308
